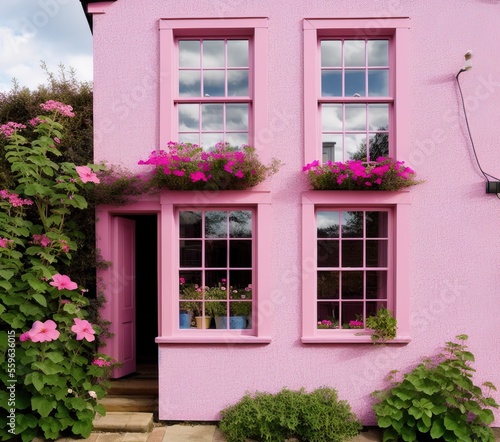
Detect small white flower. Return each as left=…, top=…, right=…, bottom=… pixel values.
left=68, top=389, right=73, bottom=394
left=88, top=390, right=97, bottom=399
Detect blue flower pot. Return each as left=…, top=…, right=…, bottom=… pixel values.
left=218, top=316, right=247, bottom=329
left=179, top=312, right=191, bottom=329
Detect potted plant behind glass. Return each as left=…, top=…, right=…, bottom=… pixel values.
left=204, top=280, right=228, bottom=329
left=229, top=285, right=252, bottom=329
left=179, top=278, right=203, bottom=329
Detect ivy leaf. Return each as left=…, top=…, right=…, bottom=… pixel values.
left=32, top=396, right=56, bottom=418
left=0, top=270, right=14, bottom=280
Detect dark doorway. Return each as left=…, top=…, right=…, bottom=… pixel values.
left=131, top=215, right=158, bottom=365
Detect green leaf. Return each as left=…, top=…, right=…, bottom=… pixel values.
left=69, top=397, right=89, bottom=411
left=430, top=419, right=445, bottom=439
left=72, top=418, right=93, bottom=437
left=19, top=302, right=43, bottom=317
left=45, top=351, right=64, bottom=364
left=32, top=396, right=56, bottom=418
left=95, top=404, right=107, bottom=416
left=0, top=280, right=13, bottom=291
left=0, top=304, right=5, bottom=315
left=31, top=372, right=45, bottom=392
left=63, top=303, right=78, bottom=314
left=32, top=293, right=47, bottom=307
left=444, top=414, right=459, bottom=430
left=0, top=270, right=14, bottom=280
left=478, top=408, right=494, bottom=425
left=33, top=360, right=63, bottom=375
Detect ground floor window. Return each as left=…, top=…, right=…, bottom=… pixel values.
left=178, top=209, right=254, bottom=330
left=301, top=191, right=411, bottom=343
left=316, top=209, right=391, bottom=329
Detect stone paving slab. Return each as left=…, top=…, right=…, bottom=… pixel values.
left=162, top=424, right=216, bottom=441
left=93, top=412, right=154, bottom=433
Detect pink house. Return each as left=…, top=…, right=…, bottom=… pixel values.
left=81, top=0, right=500, bottom=424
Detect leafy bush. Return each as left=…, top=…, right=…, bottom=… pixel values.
left=0, top=101, right=110, bottom=441
left=303, top=157, right=420, bottom=191
left=372, top=335, right=499, bottom=442
left=219, top=387, right=361, bottom=442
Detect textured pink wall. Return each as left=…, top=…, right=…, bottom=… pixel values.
left=91, top=0, right=500, bottom=424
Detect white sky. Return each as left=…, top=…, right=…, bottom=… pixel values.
left=0, top=0, right=93, bottom=92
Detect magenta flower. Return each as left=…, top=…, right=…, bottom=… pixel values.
left=50, top=274, right=78, bottom=291
left=173, top=170, right=185, bottom=177
left=190, top=171, right=207, bottom=182
left=40, top=100, right=75, bottom=117
left=0, top=238, right=8, bottom=248
left=0, top=122, right=26, bottom=137
left=29, top=320, right=60, bottom=342
left=71, top=318, right=96, bottom=342
left=92, top=358, right=111, bottom=367
left=54, top=137, right=61, bottom=144
left=179, top=278, right=185, bottom=284
left=19, top=332, right=31, bottom=342
left=234, top=170, right=244, bottom=179
left=76, top=166, right=100, bottom=184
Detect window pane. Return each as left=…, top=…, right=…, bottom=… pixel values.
left=180, top=240, right=202, bottom=267
left=229, top=269, right=252, bottom=287
left=321, top=70, right=342, bottom=97
left=205, top=211, right=227, bottom=238
left=322, top=104, right=343, bottom=131
left=225, top=133, right=248, bottom=147
left=317, top=211, right=339, bottom=238
left=179, top=70, right=201, bottom=97
left=369, top=133, right=389, bottom=160
left=229, top=211, right=252, bottom=238
left=345, top=70, right=365, bottom=96
left=366, top=240, right=388, bottom=267
left=203, top=40, right=224, bottom=68
left=341, top=211, right=363, bottom=238
left=321, top=40, right=341, bottom=67
left=201, top=133, right=224, bottom=148
left=322, top=135, right=343, bottom=162
left=179, top=40, right=200, bottom=68
left=341, top=271, right=363, bottom=299
left=317, top=240, right=339, bottom=268
left=344, top=40, right=365, bottom=67
left=205, top=240, right=227, bottom=268
left=368, top=70, right=389, bottom=96
left=317, top=272, right=339, bottom=299
left=206, top=270, right=227, bottom=288
left=368, top=104, right=389, bottom=130
left=341, top=302, right=364, bottom=324
left=318, top=301, right=339, bottom=325
left=202, top=104, right=223, bottom=130
left=366, top=212, right=388, bottom=238
left=228, top=40, right=249, bottom=67
left=366, top=271, right=388, bottom=299
left=226, top=104, right=249, bottom=130
left=180, top=211, right=202, bottom=238
left=179, top=133, right=199, bottom=144
left=178, top=104, right=199, bottom=131
left=179, top=270, right=202, bottom=287
left=345, top=134, right=366, bottom=160
left=203, top=70, right=225, bottom=96
left=345, top=104, right=366, bottom=131
left=228, top=70, right=249, bottom=96
left=230, top=240, right=252, bottom=267
left=341, top=240, right=363, bottom=267
left=367, top=40, right=389, bottom=67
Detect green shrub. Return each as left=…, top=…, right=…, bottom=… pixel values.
left=372, top=335, right=499, bottom=442
left=219, top=387, right=361, bottom=442
left=365, top=307, right=397, bottom=343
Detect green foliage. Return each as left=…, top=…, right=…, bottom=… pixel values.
left=0, top=101, right=112, bottom=441
left=219, top=387, right=362, bottom=442
left=365, top=307, right=397, bottom=343
left=372, top=335, right=499, bottom=442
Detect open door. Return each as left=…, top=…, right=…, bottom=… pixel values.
left=111, top=217, right=136, bottom=378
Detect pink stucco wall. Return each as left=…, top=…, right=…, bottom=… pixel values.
left=91, top=0, right=500, bottom=424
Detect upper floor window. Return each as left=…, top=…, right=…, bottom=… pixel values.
left=303, top=18, right=410, bottom=165
left=160, top=18, right=269, bottom=160
left=177, top=39, right=251, bottom=147
left=320, top=39, right=391, bottom=162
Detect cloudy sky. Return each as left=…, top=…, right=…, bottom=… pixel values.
left=0, top=0, right=93, bottom=92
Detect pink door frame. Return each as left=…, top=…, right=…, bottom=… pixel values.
left=96, top=201, right=161, bottom=377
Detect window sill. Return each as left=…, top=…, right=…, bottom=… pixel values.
left=301, top=334, right=411, bottom=344
left=156, top=335, right=272, bottom=344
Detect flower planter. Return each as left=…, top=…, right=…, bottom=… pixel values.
left=195, top=316, right=212, bottom=329
left=218, top=316, right=247, bottom=329
left=179, top=311, right=192, bottom=329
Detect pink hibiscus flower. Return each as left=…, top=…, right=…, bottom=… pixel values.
left=19, top=332, right=31, bottom=342
left=50, top=274, right=78, bottom=291
left=28, top=320, right=60, bottom=342
left=75, top=166, right=100, bottom=184
left=71, top=318, right=96, bottom=342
